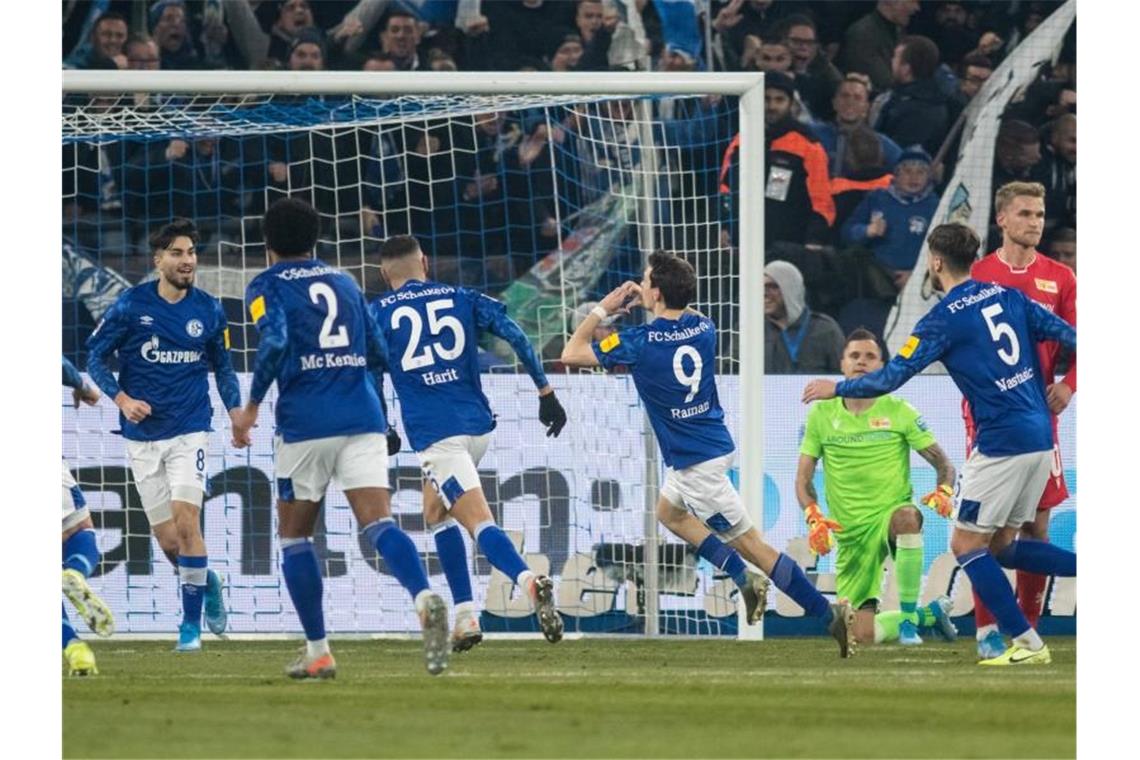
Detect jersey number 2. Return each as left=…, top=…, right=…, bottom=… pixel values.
left=309, top=283, right=349, bottom=349
left=673, top=345, right=703, bottom=403
left=981, top=303, right=1020, bottom=366
left=391, top=299, right=465, bottom=371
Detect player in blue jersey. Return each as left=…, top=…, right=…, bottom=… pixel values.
left=230, top=198, right=449, bottom=678
left=803, top=223, right=1078, bottom=665
left=61, top=357, right=115, bottom=676
left=370, top=236, right=569, bottom=651
left=86, top=219, right=239, bottom=653
left=562, top=250, right=856, bottom=657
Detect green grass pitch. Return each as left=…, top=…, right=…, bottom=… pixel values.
left=63, top=637, right=1075, bottom=758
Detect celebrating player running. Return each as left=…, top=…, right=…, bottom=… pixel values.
left=803, top=223, right=1076, bottom=665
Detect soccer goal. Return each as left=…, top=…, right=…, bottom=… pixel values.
left=62, top=70, right=765, bottom=639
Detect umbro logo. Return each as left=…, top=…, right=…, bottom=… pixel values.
left=139, top=315, right=154, bottom=325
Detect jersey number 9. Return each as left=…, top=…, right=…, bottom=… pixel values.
left=673, top=345, right=703, bottom=403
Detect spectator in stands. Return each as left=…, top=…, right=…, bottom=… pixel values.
left=287, top=28, right=325, bottom=72
left=1033, top=113, right=1076, bottom=235
left=1048, top=228, right=1076, bottom=274
left=812, top=73, right=902, bottom=179
left=756, top=41, right=793, bottom=74
left=712, top=0, right=778, bottom=71
left=468, top=0, right=575, bottom=72
left=126, top=36, right=162, bottom=71
left=872, top=35, right=950, bottom=156
left=778, top=15, right=842, bottom=121
left=266, top=0, right=317, bottom=67
left=80, top=12, right=129, bottom=69
left=921, top=1, right=980, bottom=67
left=760, top=72, right=835, bottom=247
left=549, top=34, right=585, bottom=72
left=841, top=147, right=937, bottom=290
left=150, top=0, right=199, bottom=70
left=429, top=49, right=459, bottom=72
left=830, top=125, right=893, bottom=234
left=572, top=0, right=633, bottom=71
left=362, top=52, right=397, bottom=72
left=764, top=260, right=844, bottom=374
left=576, top=0, right=604, bottom=44
left=992, top=119, right=1042, bottom=189
left=379, top=9, right=426, bottom=71
left=841, top=0, right=920, bottom=93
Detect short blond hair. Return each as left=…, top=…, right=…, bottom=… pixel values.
left=994, top=181, right=1045, bottom=214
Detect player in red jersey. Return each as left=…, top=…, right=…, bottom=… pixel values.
left=965, top=181, right=1076, bottom=659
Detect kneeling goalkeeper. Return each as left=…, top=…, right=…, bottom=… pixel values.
left=797, top=329, right=957, bottom=645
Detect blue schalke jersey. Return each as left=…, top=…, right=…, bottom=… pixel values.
left=86, top=281, right=240, bottom=442
left=371, top=280, right=550, bottom=452
left=592, top=311, right=735, bottom=469
left=836, top=279, right=1076, bottom=456
left=245, top=258, right=387, bottom=443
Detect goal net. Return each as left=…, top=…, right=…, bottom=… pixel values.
left=62, top=71, right=765, bottom=637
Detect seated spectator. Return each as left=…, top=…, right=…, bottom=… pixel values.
left=378, top=9, right=426, bottom=71
left=1032, top=113, right=1076, bottom=234
left=549, top=34, right=585, bottom=72
left=75, top=11, right=129, bottom=69
left=764, top=260, right=843, bottom=374
left=150, top=0, right=199, bottom=70
left=872, top=35, right=950, bottom=156
left=812, top=73, right=902, bottom=178
left=841, top=0, right=920, bottom=93
left=841, top=147, right=937, bottom=289
left=1048, top=228, right=1076, bottom=274
left=125, top=36, right=161, bottom=71
left=830, top=126, right=893, bottom=233
left=287, top=28, right=325, bottom=72
left=777, top=14, right=842, bottom=120
left=761, top=72, right=835, bottom=247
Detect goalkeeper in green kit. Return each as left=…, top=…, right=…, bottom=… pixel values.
left=796, top=329, right=958, bottom=646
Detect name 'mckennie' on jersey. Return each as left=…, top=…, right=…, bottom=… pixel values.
left=592, top=311, right=734, bottom=470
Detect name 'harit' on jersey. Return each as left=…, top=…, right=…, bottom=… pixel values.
left=371, top=281, right=550, bottom=452
left=592, top=311, right=734, bottom=469
left=839, top=281, right=1076, bottom=456
left=245, top=259, right=388, bottom=442
left=86, top=281, right=240, bottom=441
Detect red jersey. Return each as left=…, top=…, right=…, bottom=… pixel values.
left=965, top=250, right=1077, bottom=509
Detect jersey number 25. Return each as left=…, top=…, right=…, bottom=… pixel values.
left=391, top=299, right=466, bottom=371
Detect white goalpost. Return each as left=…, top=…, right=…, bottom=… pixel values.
left=62, top=70, right=765, bottom=640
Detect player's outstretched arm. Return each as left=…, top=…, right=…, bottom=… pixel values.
left=560, top=281, right=640, bottom=368
left=916, top=443, right=956, bottom=517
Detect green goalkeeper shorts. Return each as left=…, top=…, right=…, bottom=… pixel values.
left=833, top=506, right=908, bottom=610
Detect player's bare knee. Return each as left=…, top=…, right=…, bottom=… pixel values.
left=949, top=528, right=989, bottom=556
left=853, top=611, right=875, bottom=644
left=655, top=499, right=685, bottom=529
left=450, top=489, right=494, bottom=535
left=890, top=506, right=923, bottom=535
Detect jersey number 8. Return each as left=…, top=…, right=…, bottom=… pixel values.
left=391, top=299, right=466, bottom=371
left=673, top=345, right=703, bottom=403
left=981, top=303, right=1021, bottom=366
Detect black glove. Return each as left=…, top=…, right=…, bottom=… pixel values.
left=386, top=426, right=402, bottom=456
left=538, top=392, right=567, bottom=438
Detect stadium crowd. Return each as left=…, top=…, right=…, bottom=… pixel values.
left=62, top=0, right=1076, bottom=371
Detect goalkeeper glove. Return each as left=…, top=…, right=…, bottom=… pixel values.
left=386, top=426, right=402, bottom=456
left=539, top=392, right=567, bottom=438
left=804, top=503, right=842, bottom=556
left=922, top=484, right=954, bottom=518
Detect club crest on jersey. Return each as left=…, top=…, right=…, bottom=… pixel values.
left=139, top=315, right=154, bottom=326
left=1034, top=278, right=1058, bottom=294
left=899, top=335, right=920, bottom=359
left=599, top=333, right=621, bottom=353
left=185, top=319, right=204, bottom=338
left=869, top=417, right=892, bottom=429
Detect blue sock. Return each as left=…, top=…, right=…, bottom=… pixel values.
left=178, top=555, right=208, bottom=628
left=770, top=553, right=831, bottom=619
left=696, top=534, right=750, bottom=590
left=63, top=529, right=100, bottom=577
left=474, top=521, right=530, bottom=583
left=996, top=539, right=1076, bottom=577
left=433, top=521, right=473, bottom=605
left=281, top=539, right=326, bottom=641
left=63, top=603, right=78, bottom=649
left=364, top=519, right=430, bottom=599
left=958, top=548, right=1031, bottom=638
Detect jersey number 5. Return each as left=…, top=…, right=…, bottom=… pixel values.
left=673, top=345, right=703, bottom=403
left=309, top=282, right=349, bottom=349
left=981, top=303, right=1020, bottom=366
left=391, top=299, right=466, bottom=371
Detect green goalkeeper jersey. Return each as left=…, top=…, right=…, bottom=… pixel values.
left=800, top=395, right=936, bottom=527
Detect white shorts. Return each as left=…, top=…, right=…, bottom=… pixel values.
left=62, top=461, right=90, bottom=532
left=660, top=454, right=753, bottom=541
left=126, top=432, right=209, bottom=525
left=418, top=433, right=492, bottom=509
left=954, top=449, right=1054, bottom=533
left=274, top=433, right=390, bottom=503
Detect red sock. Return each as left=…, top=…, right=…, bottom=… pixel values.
left=973, top=589, right=997, bottom=629
left=1016, top=571, right=1048, bottom=629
